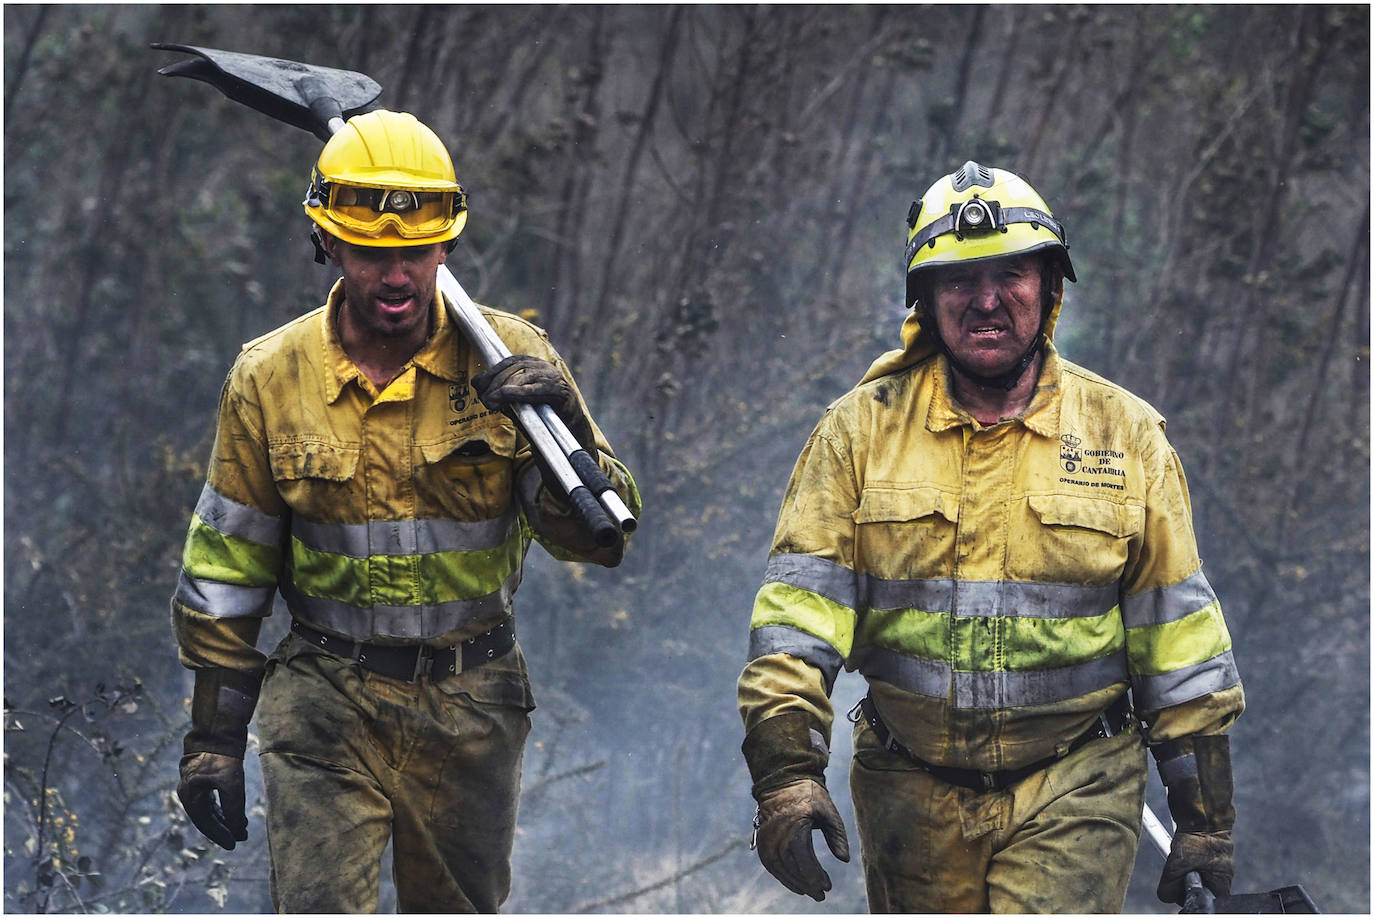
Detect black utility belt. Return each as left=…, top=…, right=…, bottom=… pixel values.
left=290, top=618, right=515, bottom=683
left=852, top=693, right=1132, bottom=793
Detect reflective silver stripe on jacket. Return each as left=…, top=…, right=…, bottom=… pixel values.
left=291, top=512, right=519, bottom=558
left=748, top=623, right=845, bottom=689
left=853, top=643, right=1129, bottom=708
left=767, top=551, right=1121, bottom=619
left=1121, top=569, right=1219, bottom=628
left=1132, top=651, right=1240, bottom=711
left=281, top=569, right=522, bottom=641
left=869, top=577, right=1120, bottom=618
left=763, top=553, right=860, bottom=609
left=194, top=483, right=285, bottom=545
left=173, top=571, right=277, bottom=619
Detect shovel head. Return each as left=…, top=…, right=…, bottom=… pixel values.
left=1183, top=883, right=1320, bottom=914
left=152, top=44, right=381, bottom=140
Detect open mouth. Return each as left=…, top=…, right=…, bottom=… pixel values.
left=376, top=291, right=415, bottom=313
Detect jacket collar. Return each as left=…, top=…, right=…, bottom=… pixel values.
left=321, top=280, right=466, bottom=403
left=926, top=342, right=1062, bottom=437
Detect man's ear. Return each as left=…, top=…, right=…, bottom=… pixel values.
left=318, top=231, right=343, bottom=265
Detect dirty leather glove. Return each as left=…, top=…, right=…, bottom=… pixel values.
left=754, top=779, right=851, bottom=901
left=178, top=667, right=260, bottom=851
left=1152, top=733, right=1236, bottom=903
left=1158, top=829, right=1234, bottom=904
left=473, top=354, right=594, bottom=451
left=178, top=752, right=248, bottom=850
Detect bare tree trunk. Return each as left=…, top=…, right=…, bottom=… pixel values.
left=1275, top=205, right=1369, bottom=551
left=1019, top=12, right=1088, bottom=179
left=582, top=6, right=685, bottom=357
left=927, top=4, right=985, bottom=164
left=3, top=5, right=50, bottom=117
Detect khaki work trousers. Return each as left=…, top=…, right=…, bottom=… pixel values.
left=255, top=631, right=534, bottom=913
left=849, top=717, right=1146, bottom=913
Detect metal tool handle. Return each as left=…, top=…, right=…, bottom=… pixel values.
left=434, top=269, right=637, bottom=533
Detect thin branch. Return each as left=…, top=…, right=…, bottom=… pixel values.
left=572, top=836, right=750, bottom=912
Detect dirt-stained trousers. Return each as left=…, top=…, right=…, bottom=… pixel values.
left=255, top=630, right=534, bottom=913
left=849, top=718, right=1147, bottom=913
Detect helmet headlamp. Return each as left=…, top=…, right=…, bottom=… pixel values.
left=955, top=196, right=1001, bottom=235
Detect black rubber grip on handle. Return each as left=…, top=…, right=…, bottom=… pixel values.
left=567, top=449, right=614, bottom=496
left=567, top=485, right=619, bottom=548
left=1181, top=872, right=1216, bottom=914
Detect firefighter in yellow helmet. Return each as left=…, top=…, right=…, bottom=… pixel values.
left=172, top=109, right=640, bottom=911
left=738, top=161, right=1243, bottom=912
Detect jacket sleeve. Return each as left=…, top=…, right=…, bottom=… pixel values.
left=738, top=413, right=862, bottom=781
left=503, top=331, right=640, bottom=567
left=1122, top=425, right=1244, bottom=743
left=170, top=365, right=285, bottom=676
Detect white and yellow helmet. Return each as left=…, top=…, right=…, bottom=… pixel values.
left=904, top=161, right=1074, bottom=309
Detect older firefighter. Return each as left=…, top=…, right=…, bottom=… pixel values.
left=738, top=161, right=1243, bottom=912
left=172, top=110, right=640, bottom=912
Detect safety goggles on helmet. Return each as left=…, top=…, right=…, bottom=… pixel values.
left=305, top=173, right=467, bottom=239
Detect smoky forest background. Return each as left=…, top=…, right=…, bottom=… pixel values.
left=4, top=4, right=1369, bottom=914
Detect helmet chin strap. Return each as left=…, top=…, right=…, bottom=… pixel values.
left=940, top=334, right=1043, bottom=391
left=924, top=304, right=1047, bottom=392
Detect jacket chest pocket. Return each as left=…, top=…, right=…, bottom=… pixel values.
left=1008, top=492, right=1143, bottom=585
left=268, top=440, right=361, bottom=514
left=854, top=486, right=959, bottom=580
left=414, top=424, right=518, bottom=520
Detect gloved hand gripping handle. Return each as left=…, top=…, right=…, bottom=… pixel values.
left=437, top=269, right=635, bottom=546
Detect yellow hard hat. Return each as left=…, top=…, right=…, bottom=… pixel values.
left=904, top=161, right=1074, bottom=308
left=303, top=109, right=468, bottom=247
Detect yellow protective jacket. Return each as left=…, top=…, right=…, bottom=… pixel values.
left=173, top=280, right=640, bottom=676
left=739, top=309, right=1242, bottom=775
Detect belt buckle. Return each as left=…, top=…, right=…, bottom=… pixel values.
left=979, top=771, right=998, bottom=792
left=411, top=644, right=435, bottom=682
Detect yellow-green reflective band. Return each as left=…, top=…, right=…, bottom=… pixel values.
left=283, top=576, right=518, bottom=641
left=764, top=553, right=860, bottom=609
left=751, top=581, right=856, bottom=659
left=991, top=606, right=1124, bottom=670
left=856, top=599, right=1122, bottom=672
left=857, top=606, right=949, bottom=663
left=183, top=515, right=283, bottom=586
left=748, top=624, right=844, bottom=687
left=173, top=571, right=277, bottom=619
left=288, top=533, right=524, bottom=607
left=1133, top=651, right=1240, bottom=711
left=1126, top=600, right=1232, bottom=676
left=1122, top=569, right=1218, bottom=628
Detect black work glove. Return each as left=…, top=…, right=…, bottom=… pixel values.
left=1153, top=734, right=1236, bottom=904
left=472, top=355, right=595, bottom=451
left=178, top=752, right=248, bottom=850
left=178, top=668, right=261, bottom=851
left=753, top=778, right=851, bottom=901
